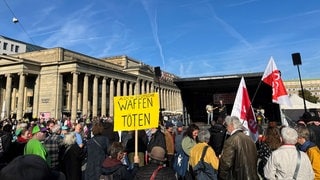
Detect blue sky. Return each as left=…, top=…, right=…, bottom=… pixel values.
left=1, top=0, right=320, bottom=80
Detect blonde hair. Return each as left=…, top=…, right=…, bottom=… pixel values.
left=63, top=132, right=76, bottom=146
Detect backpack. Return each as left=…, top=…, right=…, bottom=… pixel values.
left=193, top=146, right=217, bottom=180
left=173, top=148, right=189, bottom=176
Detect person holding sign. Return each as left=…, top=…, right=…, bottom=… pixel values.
left=114, top=93, right=162, bottom=167
left=125, top=130, right=147, bottom=167
left=147, top=126, right=166, bottom=157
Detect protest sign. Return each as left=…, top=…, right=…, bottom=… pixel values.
left=114, top=93, right=160, bottom=131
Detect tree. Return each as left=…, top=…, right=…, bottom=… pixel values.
left=298, top=89, right=319, bottom=103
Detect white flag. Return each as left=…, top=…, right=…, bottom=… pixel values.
left=231, top=77, right=258, bottom=142
left=262, top=57, right=292, bottom=107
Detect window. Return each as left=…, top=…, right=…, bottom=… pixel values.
left=11, top=44, right=14, bottom=51
left=3, top=42, right=8, bottom=50
left=15, top=45, right=19, bottom=52
left=27, top=96, right=33, bottom=107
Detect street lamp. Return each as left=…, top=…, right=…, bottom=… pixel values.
left=154, top=66, right=163, bottom=121
left=291, top=53, right=307, bottom=113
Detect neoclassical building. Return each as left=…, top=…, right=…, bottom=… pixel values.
left=0, top=47, right=183, bottom=121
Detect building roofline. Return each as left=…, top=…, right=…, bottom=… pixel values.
left=0, top=35, right=46, bottom=51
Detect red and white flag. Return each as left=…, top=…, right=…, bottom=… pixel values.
left=231, top=77, right=258, bottom=142
left=262, top=57, right=292, bottom=107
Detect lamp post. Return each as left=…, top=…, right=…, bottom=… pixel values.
left=154, top=66, right=163, bottom=122
left=291, top=53, right=307, bottom=113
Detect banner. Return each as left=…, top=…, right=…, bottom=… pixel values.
left=114, top=93, right=160, bottom=131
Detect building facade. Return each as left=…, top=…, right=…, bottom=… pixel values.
left=284, top=79, right=320, bottom=100
left=0, top=47, right=183, bottom=121
left=0, top=35, right=44, bottom=55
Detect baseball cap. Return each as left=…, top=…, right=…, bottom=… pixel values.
left=176, top=121, right=183, bottom=127
left=165, top=121, right=174, bottom=128
left=32, top=125, right=48, bottom=134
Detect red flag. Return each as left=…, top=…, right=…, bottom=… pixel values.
left=262, top=57, right=292, bottom=107
left=231, top=77, right=258, bottom=142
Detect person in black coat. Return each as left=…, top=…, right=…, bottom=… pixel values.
left=126, top=130, right=147, bottom=167
left=84, top=123, right=109, bottom=180
left=0, top=123, right=13, bottom=168
left=59, top=132, right=85, bottom=180
left=147, top=126, right=166, bottom=154
left=208, top=117, right=227, bottom=157
left=101, top=118, right=119, bottom=146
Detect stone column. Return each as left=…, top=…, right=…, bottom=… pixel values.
left=146, top=81, right=150, bottom=93
left=166, top=89, right=169, bottom=111
left=82, top=74, right=89, bottom=117
left=141, top=79, right=145, bottom=94
left=109, top=78, right=114, bottom=117
left=150, top=82, right=154, bottom=92
left=170, top=90, right=173, bottom=111
left=116, top=80, right=122, bottom=96
left=16, top=73, right=26, bottom=120
left=173, top=91, right=177, bottom=111
left=71, top=72, right=79, bottom=122
left=11, top=88, right=17, bottom=114
left=135, top=78, right=140, bottom=95
left=67, top=82, right=71, bottom=111
left=32, top=75, right=40, bottom=119
left=123, top=80, right=127, bottom=96
left=128, top=82, right=133, bottom=95
left=92, top=75, right=99, bottom=117
left=4, top=74, right=12, bottom=119
left=101, top=77, right=107, bottom=116
left=160, top=88, right=163, bottom=110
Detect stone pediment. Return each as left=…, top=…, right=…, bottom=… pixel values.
left=125, top=64, right=155, bottom=76
left=0, top=56, right=22, bottom=66
left=139, top=65, right=154, bottom=73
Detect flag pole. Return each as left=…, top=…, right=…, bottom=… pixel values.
left=251, top=80, right=263, bottom=105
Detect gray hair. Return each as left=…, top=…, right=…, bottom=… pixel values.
left=281, top=127, right=298, bottom=145
left=51, top=124, right=61, bottom=133
left=198, top=130, right=211, bottom=143
left=225, top=116, right=243, bottom=129
left=296, top=126, right=310, bottom=141
left=63, top=132, right=76, bottom=146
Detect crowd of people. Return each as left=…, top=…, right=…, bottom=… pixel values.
left=0, top=113, right=319, bottom=180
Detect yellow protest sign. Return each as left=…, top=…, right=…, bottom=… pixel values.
left=114, top=93, right=160, bottom=131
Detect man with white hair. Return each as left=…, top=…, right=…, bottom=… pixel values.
left=264, top=127, right=314, bottom=179
left=44, top=124, right=63, bottom=170
left=218, top=116, right=259, bottom=180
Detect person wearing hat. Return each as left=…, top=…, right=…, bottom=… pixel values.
left=134, top=146, right=176, bottom=180
left=174, top=121, right=184, bottom=153
left=24, top=125, right=49, bottom=163
left=164, top=121, right=175, bottom=168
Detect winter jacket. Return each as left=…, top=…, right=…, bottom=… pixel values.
left=84, top=135, right=109, bottom=180
left=299, top=140, right=320, bottom=179
left=218, top=130, right=259, bottom=180
left=208, top=123, right=226, bottom=156
left=101, top=157, right=136, bottom=180
left=147, top=129, right=166, bottom=153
